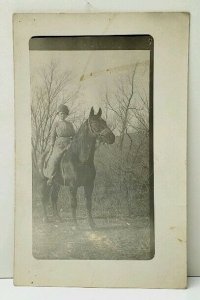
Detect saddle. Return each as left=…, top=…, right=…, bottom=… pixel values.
left=38, top=143, right=71, bottom=181
left=44, top=144, right=70, bottom=169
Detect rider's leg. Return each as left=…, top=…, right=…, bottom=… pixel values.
left=47, top=151, right=62, bottom=185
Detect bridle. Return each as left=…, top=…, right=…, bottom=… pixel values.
left=87, top=118, right=109, bottom=140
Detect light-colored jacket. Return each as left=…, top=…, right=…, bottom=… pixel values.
left=45, top=120, right=75, bottom=178
left=51, top=120, right=75, bottom=149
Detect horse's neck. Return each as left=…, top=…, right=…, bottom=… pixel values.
left=72, top=121, right=96, bottom=163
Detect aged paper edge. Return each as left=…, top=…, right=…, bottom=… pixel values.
left=13, top=12, right=189, bottom=288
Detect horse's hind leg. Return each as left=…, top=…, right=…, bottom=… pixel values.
left=40, top=178, right=50, bottom=222
left=69, top=185, right=78, bottom=228
left=50, top=184, right=61, bottom=221
left=84, top=183, right=95, bottom=229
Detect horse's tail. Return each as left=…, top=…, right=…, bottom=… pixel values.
left=38, top=150, right=49, bottom=180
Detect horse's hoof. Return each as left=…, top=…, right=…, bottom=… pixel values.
left=59, top=218, right=66, bottom=223
left=71, top=223, right=79, bottom=231
left=71, top=226, right=78, bottom=231
left=89, top=221, right=96, bottom=230
left=46, top=218, right=53, bottom=223
left=55, top=217, right=63, bottom=223
left=42, top=217, right=47, bottom=223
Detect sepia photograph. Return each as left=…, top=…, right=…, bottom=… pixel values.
left=30, top=36, right=154, bottom=260
left=14, top=13, right=188, bottom=288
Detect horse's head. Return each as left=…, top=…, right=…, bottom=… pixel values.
left=88, top=107, right=115, bottom=144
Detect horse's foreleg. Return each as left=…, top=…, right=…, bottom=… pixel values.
left=40, top=178, right=50, bottom=222
left=50, top=184, right=61, bottom=221
left=84, top=183, right=95, bottom=229
left=69, top=185, right=78, bottom=227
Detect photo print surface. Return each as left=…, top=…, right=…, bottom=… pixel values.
left=30, top=35, right=154, bottom=260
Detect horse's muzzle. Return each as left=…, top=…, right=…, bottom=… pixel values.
left=108, top=132, right=115, bottom=144
left=103, top=130, right=115, bottom=144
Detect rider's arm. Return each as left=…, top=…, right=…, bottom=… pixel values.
left=50, top=122, right=57, bottom=147
left=69, top=123, right=75, bottom=138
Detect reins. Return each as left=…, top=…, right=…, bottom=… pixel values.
left=87, top=118, right=108, bottom=139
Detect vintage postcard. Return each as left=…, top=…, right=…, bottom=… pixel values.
left=14, top=13, right=189, bottom=288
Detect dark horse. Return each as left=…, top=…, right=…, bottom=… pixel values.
left=39, top=107, right=115, bottom=228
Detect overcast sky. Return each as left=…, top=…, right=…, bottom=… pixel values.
left=30, top=50, right=149, bottom=112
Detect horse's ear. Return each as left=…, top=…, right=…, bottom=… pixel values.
left=96, top=108, right=102, bottom=118
left=89, top=107, right=94, bottom=118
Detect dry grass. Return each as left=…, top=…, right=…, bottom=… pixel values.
left=32, top=184, right=153, bottom=260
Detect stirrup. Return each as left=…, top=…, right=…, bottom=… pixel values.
left=47, top=176, right=53, bottom=186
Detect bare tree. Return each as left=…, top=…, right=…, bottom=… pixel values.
left=31, top=60, right=79, bottom=168
left=104, top=63, right=144, bottom=150
left=98, top=62, right=150, bottom=215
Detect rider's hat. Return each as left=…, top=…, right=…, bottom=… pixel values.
left=57, top=104, right=69, bottom=115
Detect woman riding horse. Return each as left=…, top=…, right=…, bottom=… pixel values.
left=40, top=106, right=115, bottom=229
left=46, top=104, right=75, bottom=186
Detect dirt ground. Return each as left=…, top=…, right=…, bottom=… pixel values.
left=33, top=213, right=152, bottom=260
left=32, top=181, right=153, bottom=260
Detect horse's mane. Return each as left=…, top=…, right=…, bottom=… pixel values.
left=68, top=119, right=94, bottom=158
